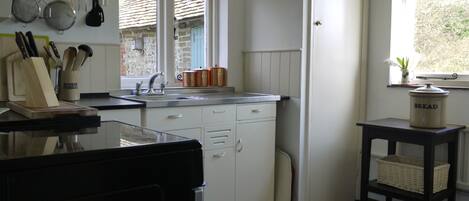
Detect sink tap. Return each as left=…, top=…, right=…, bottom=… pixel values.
left=147, top=72, right=165, bottom=95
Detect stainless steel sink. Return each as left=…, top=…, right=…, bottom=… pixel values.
left=113, top=87, right=281, bottom=108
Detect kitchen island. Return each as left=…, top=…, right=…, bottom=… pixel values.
left=0, top=121, right=204, bottom=201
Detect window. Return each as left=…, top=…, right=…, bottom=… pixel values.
left=119, top=0, right=207, bottom=89
left=389, top=0, right=469, bottom=86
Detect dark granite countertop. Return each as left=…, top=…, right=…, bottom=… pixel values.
left=74, top=93, right=145, bottom=110
left=0, top=121, right=196, bottom=161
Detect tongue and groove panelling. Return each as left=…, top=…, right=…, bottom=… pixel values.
left=243, top=50, right=301, bottom=98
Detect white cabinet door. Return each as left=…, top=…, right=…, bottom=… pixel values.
left=204, top=148, right=235, bottom=201
left=236, top=120, right=276, bottom=201
left=98, top=109, right=141, bottom=126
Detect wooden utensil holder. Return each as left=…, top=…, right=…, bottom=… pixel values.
left=59, top=70, right=80, bottom=101
left=20, top=57, right=60, bottom=108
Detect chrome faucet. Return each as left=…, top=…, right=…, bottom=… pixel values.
left=147, top=72, right=165, bottom=95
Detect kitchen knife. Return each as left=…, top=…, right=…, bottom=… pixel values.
left=19, top=32, right=34, bottom=57
left=15, top=32, right=29, bottom=59
left=25, top=31, right=39, bottom=57
left=49, top=41, right=61, bottom=59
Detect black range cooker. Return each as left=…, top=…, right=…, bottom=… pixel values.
left=0, top=121, right=204, bottom=201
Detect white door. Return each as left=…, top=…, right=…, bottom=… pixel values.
left=305, top=0, right=362, bottom=200
left=235, top=120, right=276, bottom=201
left=204, top=148, right=235, bottom=201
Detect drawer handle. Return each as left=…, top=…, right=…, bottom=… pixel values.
left=236, top=139, right=244, bottom=153
left=213, top=141, right=226, bottom=145
left=212, top=152, right=226, bottom=158
left=212, top=110, right=226, bottom=114
left=207, top=129, right=231, bottom=134
left=167, top=114, right=184, bottom=119
left=251, top=109, right=262, bottom=113
left=210, top=135, right=229, bottom=140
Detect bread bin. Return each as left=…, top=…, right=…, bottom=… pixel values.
left=409, top=84, right=449, bottom=128
left=210, top=66, right=227, bottom=87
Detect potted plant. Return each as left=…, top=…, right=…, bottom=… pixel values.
left=396, top=57, right=410, bottom=84
left=386, top=57, right=411, bottom=84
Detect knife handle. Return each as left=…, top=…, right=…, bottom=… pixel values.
left=15, top=32, right=29, bottom=59
left=19, top=32, right=34, bottom=57
left=25, top=31, right=39, bottom=57
left=49, top=41, right=61, bottom=59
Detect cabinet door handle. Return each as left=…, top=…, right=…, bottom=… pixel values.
left=236, top=139, right=244, bottom=153
left=251, top=109, right=262, bottom=113
left=212, top=110, right=226, bottom=114
left=167, top=114, right=183, bottom=119
left=212, top=152, right=226, bottom=159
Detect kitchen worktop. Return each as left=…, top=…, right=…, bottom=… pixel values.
left=0, top=110, right=101, bottom=131
left=0, top=121, right=203, bottom=201
left=0, top=121, right=197, bottom=162
left=75, top=93, right=145, bottom=110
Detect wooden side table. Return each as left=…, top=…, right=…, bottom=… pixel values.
left=357, top=118, right=465, bottom=201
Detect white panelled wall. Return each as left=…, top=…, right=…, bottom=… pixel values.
left=244, top=50, right=301, bottom=97
left=55, top=43, right=121, bottom=93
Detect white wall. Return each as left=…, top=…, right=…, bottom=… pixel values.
left=244, top=0, right=303, bottom=51
left=366, top=0, right=469, bottom=200
left=0, top=0, right=119, bottom=44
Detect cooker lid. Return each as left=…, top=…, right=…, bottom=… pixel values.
left=410, top=83, right=449, bottom=95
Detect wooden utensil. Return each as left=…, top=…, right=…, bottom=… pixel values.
left=62, top=47, right=77, bottom=72
left=72, top=45, right=93, bottom=71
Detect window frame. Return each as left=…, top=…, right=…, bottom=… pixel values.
left=388, top=0, right=469, bottom=87
left=120, top=0, right=215, bottom=89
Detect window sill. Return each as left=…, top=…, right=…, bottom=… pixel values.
left=387, top=84, right=469, bottom=90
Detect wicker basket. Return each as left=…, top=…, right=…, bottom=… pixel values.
left=377, top=155, right=450, bottom=194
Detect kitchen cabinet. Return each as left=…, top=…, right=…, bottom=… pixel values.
left=142, top=103, right=276, bottom=201
left=204, top=148, right=236, bottom=201
left=235, top=107, right=276, bottom=201
left=98, top=109, right=141, bottom=126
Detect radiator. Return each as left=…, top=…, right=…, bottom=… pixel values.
left=458, top=128, right=469, bottom=192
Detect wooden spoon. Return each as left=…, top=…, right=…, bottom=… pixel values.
left=62, top=47, right=77, bottom=71
left=72, top=45, right=93, bottom=71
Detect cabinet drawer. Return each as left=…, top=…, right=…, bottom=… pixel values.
left=204, top=124, right=235, bottom=150
left=166, top=128, right=203, bottom=145
left=202, top=105, right=236, bottom=123
left=236, top=103, right=276, bottom=121
left=144, top=107, right=202, bottom=131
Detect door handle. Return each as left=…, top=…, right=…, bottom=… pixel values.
left=236, top=139, right=244, bottom=153
left=212, top=152, right=226, bottom=159
left=251, top=109, right=262, bottom=113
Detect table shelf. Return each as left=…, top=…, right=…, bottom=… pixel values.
left=368, top=180, right=453, bottom=201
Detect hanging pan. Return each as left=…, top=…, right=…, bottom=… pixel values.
left=11, top=0, right=40, bottom=23
left=43, top=1, right=77, bottom=31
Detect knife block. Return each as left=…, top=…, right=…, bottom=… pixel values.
left=20, top=57, right=59, bottom=108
